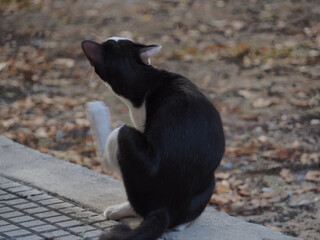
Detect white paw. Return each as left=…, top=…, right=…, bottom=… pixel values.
left=173, top=221, right=194, bottom=231
left=103, top=202, right=137, bottom=220
left=104, top=205, right=122, bottom=220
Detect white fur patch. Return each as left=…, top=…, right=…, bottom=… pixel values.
left=173, top=222, right=192, bottom=231
left=106, top=36, right=132, bottom=42
left=102, top=81, right=146, bottom=132
left=120, top=97, right=146, bottom=132
left=104, top=202, right=138, bottom=220
left=103, top=126, right=122, bottom=174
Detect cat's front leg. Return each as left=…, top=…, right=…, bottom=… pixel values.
left=104, top=202, right=138, bottom=220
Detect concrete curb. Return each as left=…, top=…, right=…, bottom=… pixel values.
left=0, top=136, right=300, bottom=240
left=0, top=136, right=126, bottom=212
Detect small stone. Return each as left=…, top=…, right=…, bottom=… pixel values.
left=283, top=40, right=297, bottom=48
left=35, top=128, right=48, bottom=138
left=299, top=66, right=308, bottom=73
left=223, top=162, right=233, bottom=170
left=0, top=61, right=9, bottom=72
left=216, top=1, right=225, bottom=8
left=54, top=58, right=75, bottom=68
left=262, top=188, right=273, bottom=192
left=309, top=50, right=319, bottom=57
left=258, top=135, right=268, bottom=143
left=276, top=21, right=285, bottom=29
left=310, top=119, right=320, bottom=125
left=254, top=126, right=263, bottom=133
left=231, top=20, right=245, bottom=31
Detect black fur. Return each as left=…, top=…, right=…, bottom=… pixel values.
left=82, top=38, right=225, bottom=240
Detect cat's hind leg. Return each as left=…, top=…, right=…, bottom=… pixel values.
left=118, top=125, right=159, bottom=176
left=104, top=202, right=138, bottom=220
left=102, top=126, right=123, bottom=174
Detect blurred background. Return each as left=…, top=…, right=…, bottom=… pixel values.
left=0, top=0, right=319, bottom=239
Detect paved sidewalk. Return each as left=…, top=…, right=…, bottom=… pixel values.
left=0, top=136, right=300, bottom=240
left=0, top=175, right=116, bottom=240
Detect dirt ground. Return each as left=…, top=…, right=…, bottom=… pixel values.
left=0, top=0, right=319, bottom=239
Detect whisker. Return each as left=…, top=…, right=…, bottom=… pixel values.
left=126, top=24, right=135, bottom=32
left=95, top=29, right=107, bottom=41
left=79, top=65, right=93, bottom=84
left=120, top=31, right=127, bottom=38
left=90, top=68, right=94, bottom=82
left=120, top=24, right=135, bottom=39
left=89, top=32, right=104, bottom=42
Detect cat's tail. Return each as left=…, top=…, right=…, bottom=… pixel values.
left=85, top=101, right=111, bottom=163
left=99, top=209, right=169, bottom=240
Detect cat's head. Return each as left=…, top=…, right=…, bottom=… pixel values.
left=81, top=37, right=161, bottom=106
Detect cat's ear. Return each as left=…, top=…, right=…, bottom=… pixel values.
left=81, top=40, right=103, bottom=67
left=139, top=45, right=162, bottom=65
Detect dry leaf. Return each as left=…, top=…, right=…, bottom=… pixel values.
left=210, top=194, right=230, bottom=205
left=260, top=191, right=276, bottom=199
left=262, top=150, right=277, bottom=159
left=279, top=168, right=293, bottom=183
left=267, top=162, right=282, bottom=170
left=277, top=148, right=290, bottom=161
left=264, top=223, right=282, bottom=232
left=35, top=127, right=48, bottom=138
left=295, top=187, right=320, bottom=195
left=215, top=172, right=231, bottom=180
left=231, top=20, right=245, bottom=31
left=252, top=98, right=275, bottom=108
left=230, top=200, right=245, bottom=212
left=216, top=180, right=231, bottom=194
left=237, top=184, right=250, bottom=196
left=210, top=193, right=237, bottom=205
left=300, top=153, right=320, bottom=165
left=1, top=117, right=19, bottom=128
left=230, top=179, right=244, bottom=188
left=260, top=191, right=282, bottom=203
left=63, top=122, right=75, bottom=132
left=258, top=135, right=269, bottom=143
left=54, top=58, right=75, bottom=68
left=305, top=171, right=320, bottom=182
left=251, top=198, right=270, bottom=208
left=235, top=148, right=258, bottom=157
left=0, top=61, right=9, bottom=72
left=18, top=133, right=27, bottom=142
left=267, top=195, right=282, bottom=203
left=261, top=59, right=274, bottom=71
left=220, top=208, right=230, bottom=214
left=238, top=114, right=259, bottom=121
left=289, top=98, right=309, bottom=108
left=238, top=90, right=256, bottom=99
left=75, top=118, right=89, bottom=127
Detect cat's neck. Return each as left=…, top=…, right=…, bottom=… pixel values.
left=116, top=67, right=176, bottom=132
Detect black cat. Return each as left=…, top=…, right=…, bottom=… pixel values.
left=82, top=37, right=225, bottom=240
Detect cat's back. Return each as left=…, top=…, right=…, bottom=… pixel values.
left=145, top=72, right=214, bottom=124
left=145, top=72, right=224, bottom=169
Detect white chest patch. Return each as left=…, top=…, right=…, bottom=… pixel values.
left=106, top=37, right=133, bottom=43
left=102, top=81, right=146, bottom=132
left=125, top=99, right=146, bottom=132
